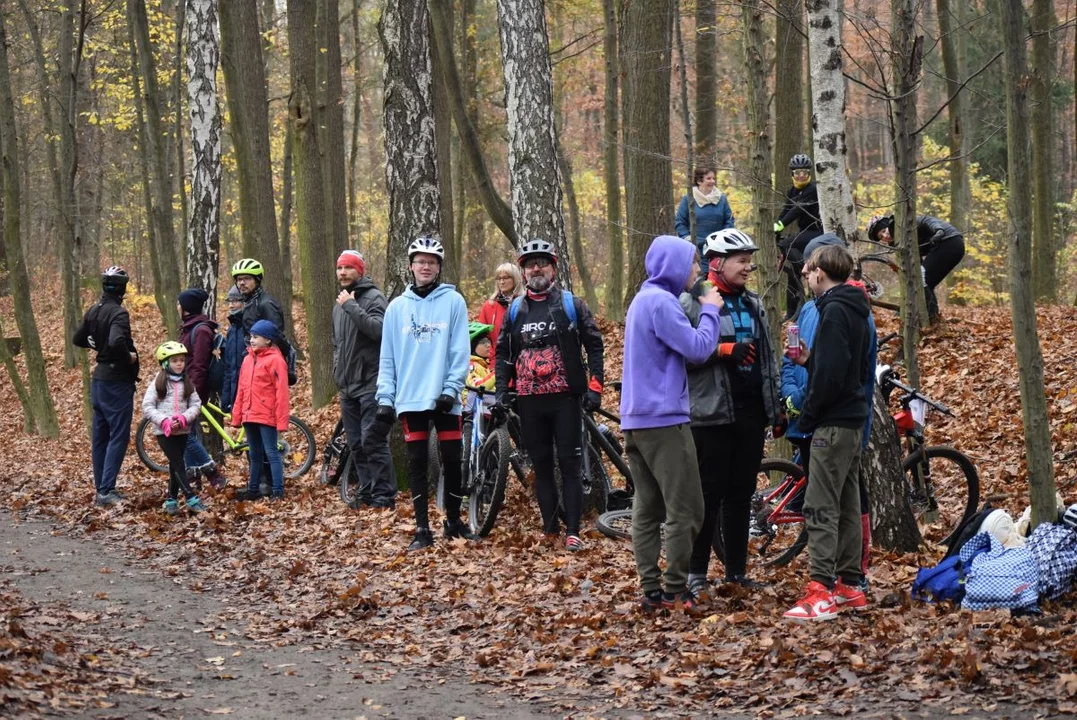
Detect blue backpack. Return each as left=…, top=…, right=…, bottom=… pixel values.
left=508, top=290, right=577, bottom=328
left=912, top=555, right=966, bottom=603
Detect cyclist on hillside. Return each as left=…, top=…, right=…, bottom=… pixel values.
left=374, top=236, right=476, bottom=551
left=332, top=250, right=394, bottom=509
left=73, top=266, right=140, bottom=507
left=679, top=229, right=784, bottom=596
left=774, top=154, right=823, bottom=313
left=493, top=239, right=605, bottom=552
left=866, top=214, right=965, bottom=322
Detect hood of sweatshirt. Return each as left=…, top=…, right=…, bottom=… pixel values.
left=642, top=235, right=695, bottom=295
left=402, top=282, right=457, bottom=303
left=816, top=281, right=871, bottom=319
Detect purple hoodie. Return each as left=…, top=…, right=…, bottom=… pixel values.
left=620, top=236, right=721, bottom=430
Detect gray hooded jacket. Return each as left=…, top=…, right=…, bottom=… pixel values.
left=332, top=276, right=387, bottom=399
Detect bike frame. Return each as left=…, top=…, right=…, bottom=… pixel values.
left=199, top=401, right=246, bottom=450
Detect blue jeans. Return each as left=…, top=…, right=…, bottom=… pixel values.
left=184, top=421, right=214, bottom=472
left=90, top=379, right=135, bottom=495
left=244, top=423, right=283, bottom=496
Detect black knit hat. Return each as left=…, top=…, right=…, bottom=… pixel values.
left=178, top=288, right=209, bottom=315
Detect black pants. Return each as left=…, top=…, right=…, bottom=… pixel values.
left=340, top=393, right=396, bottom=504
left=399, top=410, right=463, bottom=529
left=779, top=229, right=822, bottom=312
left=922, top=235, right=965, bottom=290
left=791, top=436, right=870, bottom=512
left=689, top=403, right=767, bottom=578
left=517, top=393, right=583, bottom=535
left=157, top=433, right=196, bottom=501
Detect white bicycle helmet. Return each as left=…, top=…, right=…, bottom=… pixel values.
left=517, top=238, right=558, bottom=266
left=703, top=228, right=759, bottom=259
left=407, top=236, right=445, bottom=262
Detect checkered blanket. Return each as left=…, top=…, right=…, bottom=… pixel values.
left=960, top=532, right=1039, bottom=612
left=1026, top=522, right=1077, bottom=601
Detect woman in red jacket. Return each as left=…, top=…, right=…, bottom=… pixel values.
left=232, top=319, right=290, bottom=500
left=477, top=262, right=523, bottom=353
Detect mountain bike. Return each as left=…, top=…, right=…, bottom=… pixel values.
left=135, top=400, right=315, bottom=479
left=852, top=240, right=901, bottom=313
left=463, top=385, right=510, bottom=536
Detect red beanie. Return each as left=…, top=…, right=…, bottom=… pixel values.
left=337, top=250, right=366, bottom=276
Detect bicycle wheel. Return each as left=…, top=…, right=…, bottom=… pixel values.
left=319, top=421, right=349, bottom=486
left=469, top=427, right=510, bottom=536
left=278, top=416, right=316, bottom=479
left=337, top=453, right=365, bottom=509
left=903, top=445, right=979, bottom=547
left=751, top=459, right=809, bottom=568
left=596, top=508, right=633, bottom=541
left=134, top=418, right=169, bottom=473
left=583, top=442, right=611, bottom=516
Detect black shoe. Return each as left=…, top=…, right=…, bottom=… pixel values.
left=239, top=487, right=263, bottom=502
left=725, top=574, right=769, bottom=590
left=443, top=519, right=479, bottom=541
left=408, top=528, right=435, bottom=552
left=640, top=589, right=665, bottom=613
left=369, top=499, right=396, bottom=510
left=259, top=482, right=271, bottom=498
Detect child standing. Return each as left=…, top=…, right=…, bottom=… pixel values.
left=141, top=342, right=206, bottom=514
left=465, top=322, right=496, bottom=404
left=232, top=320, right=291, bottom=501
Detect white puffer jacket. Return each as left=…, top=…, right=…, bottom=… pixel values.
left=141, top=373, right=201, bottom=436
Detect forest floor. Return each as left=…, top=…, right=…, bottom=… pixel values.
left=2, top=290, right=1077, bottom=718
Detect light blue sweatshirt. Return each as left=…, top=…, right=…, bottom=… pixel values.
left=376, top=284, right=470, bottom=415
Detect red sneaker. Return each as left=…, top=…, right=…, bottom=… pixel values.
left=783, top=581, right=838, bottom=622
left=833, top=579, right=868, bottom=610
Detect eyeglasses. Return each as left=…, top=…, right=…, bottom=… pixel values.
left=792, top=170, right=811, bottom=178
left=496, top=275, right=513, bottom=281
left=523, top=258, right=552, bottom=270
left=412, top=259, right=440, bottom=268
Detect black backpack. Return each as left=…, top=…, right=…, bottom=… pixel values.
left=943, top=502, right=996, bottom=559
left=191, top=321, right=226, bottom=394
left=279, top=337, right=298, bottom=386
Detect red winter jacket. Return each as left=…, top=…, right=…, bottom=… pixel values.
left=478, top=297, right=510, bottom=356
left=231, top=345, right=290, bottom=431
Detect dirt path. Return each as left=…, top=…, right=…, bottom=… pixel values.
left=0, top=511, right=592, bottom=720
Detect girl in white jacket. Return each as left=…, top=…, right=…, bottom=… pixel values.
left=142, top=342, right=206, bottom=514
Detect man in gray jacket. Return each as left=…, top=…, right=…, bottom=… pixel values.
left=332, top=250, right=395, bottom=508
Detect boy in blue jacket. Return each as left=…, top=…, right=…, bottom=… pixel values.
left=621, top=235, right=724, bottom=612
left=375, top=236, right=476, bottom=551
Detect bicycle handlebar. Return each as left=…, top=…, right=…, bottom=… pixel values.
left=882, top=374, right=953, bottom=416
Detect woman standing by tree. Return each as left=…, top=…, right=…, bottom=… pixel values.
left=675, top=168, right=735, bottom=269
left=477, top=262, right=523, bottom=353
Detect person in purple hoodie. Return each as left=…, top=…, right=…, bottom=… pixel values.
left=621, top=235, right=724, bottom=613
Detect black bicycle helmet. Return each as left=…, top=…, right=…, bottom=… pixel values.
left=101, top=265, right=129, bottom=294
left=867, top=215, right=894, bottom=242
left=789, top=153, right=812, bottom=171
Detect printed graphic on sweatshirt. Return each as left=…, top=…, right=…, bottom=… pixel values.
left=516, top=346, right=569, bottom=395
left=404, top=315, right=448, bottom=343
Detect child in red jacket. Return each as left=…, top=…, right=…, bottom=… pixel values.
left=232, top=320, right=290, bottom=500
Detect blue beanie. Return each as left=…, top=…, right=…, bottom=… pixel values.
left=249, top=319, right=282, bottom=343
left=803, top=233, right=846, bottom=262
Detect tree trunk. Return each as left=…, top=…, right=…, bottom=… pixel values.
left=318, top=0, right=349, bottom=258
left=0, top=9, right=59, bottom=437
left=430, top=6, right=457, bottom=285
left=460, top=0, right=486, bottom=277
left=428, top=0, right=516, bottom=249
left=742, top=0, right=782, bottom=347
left=379, top=0, right=441, bottom=297
left=694, top=0, right=717, bottom=163
left=279, top=122, right=295, bottom=300
left=185, top=0, right=223, bottom=317
left=556, top=135, right=599, bottom=309
left=496, top=0, right=570, bottom=288
left=347, top=0, right=363, bottom=244
left=674, top=0, right=695, bottom=247
left=288, top=0, right=337, bottom=407
left=1001, top=0, right=1057, bottom=529
left=173, top=0, right=190, bottom=255
left=220, top=0, right=292, bottom=332
left=936, top=0, right=970, bottom=242
left=773, top=0, right=805, bottom=187
left=862, top=388, right=921, bottom=552
left=621, top=0, right=673, bottom=307
left=805, top=0, right=857, bottom=241
left=130, top=0, right=181, bottom=331
left=1030, top=0, right=1056, bottom=300
left=602, top=0, right=623, bottom=321
left=891, top=0, right=925, bottom=385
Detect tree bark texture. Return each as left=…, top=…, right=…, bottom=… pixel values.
left=773, top=0, right=805, bottom=188
left=805, top=0, right=857, bottom=241
left=0, top=8, right=59, bottom=437
left=428, top=0, right=516, bottom=250
left=220, top=0, right=291, bottom=331
left=289, top=0, right=338, bottom=407
left=621, top=0, right=673, bottom=307
left=674, top=0, right=695, bottom=246
left=694, top=0, right=717, bottom=163
left=130, top=0, right=181, bottom=332
left=935, top=0, right=970, bottom=244
left=318, top=0, right=350, bottom=258
left=173, top=0, right=189, bottom=253
left=348, top=0, right=363, bottom=244
left=379, top=0, right=442, bottom=298
left=891, top=0, right=925, bottom=385
left=430, top=7, right=457, bottom=285
left=1001, top=0, right=1057, bottom=529
left=185, top=0, right=223, bottom=317
left=862, top=388, right=921, bottom=552
left=1030, top=0, right=1056, bottom=300
left=556, top=135, right=598, bottom=309
left=496, top=0, right=570, bottom=289
left=602, top=0, right=623, bottom=320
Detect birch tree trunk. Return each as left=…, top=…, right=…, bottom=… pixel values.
left=773, top=0, right=805, bottom=185
left=0, top=9, right=59, bottom=437
left=694, top=0, right=717, bottom=163
left=805, top=0, right=857, bottom=241
left=289, top=0, right=338, bottom=407
left=602, top=0, right=623, bottom=320
left=496, top=0, right=570, bottom=289
left=1001, top=0, right=1057, bottom=529
left=621, top=0, right=673, bottom=307
left=936, top=0, right=970, bottom=242
left=185, top=0, right=222, bottom=316
left=1030, top=0, right=1056, bottom=299
left=379, top=0, right=441, bottom=297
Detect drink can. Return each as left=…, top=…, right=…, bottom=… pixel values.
left=786, top=324, right=800, bottom=359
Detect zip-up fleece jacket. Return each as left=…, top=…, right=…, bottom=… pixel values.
left=915, top=215, right=962, bottom=252
left=232, top=345, right=290, bottom=431
left=677, top=284, right=782, bottom=427
left=332, top=276, right=387, bottom=399
left=376, top=283, right=470, bottom=415
left=220, top=311, right=246, bottom=412
left=240, top=286, right=286, bottom=338
left=620, top=235, right=721, bottom=431
left=141, top=374, right=201, bottom=436
left=73, top=293, right=140, bottom=383
left=797, top=283, right=872, bottom=434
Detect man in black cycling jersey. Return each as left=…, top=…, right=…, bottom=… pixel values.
left=866, top=214, right=965, bottom=322
left=493, top=239, right=605, bottom=552
left=774, top=154, right=823, bottom=313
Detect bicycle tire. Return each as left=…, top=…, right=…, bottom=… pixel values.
left=903, top=445, right=979, bottom=548
left=858, top=255, right=900, bottom=310
left=584, top=443, right=611, bottom=516
left=338, top=453, right=365, bottom=509
left=279, top=416, right=316, bottom=479
left=596, top=508, right=632, bottom=541
left=134, top=418, right=168, bottom=473
left=469, top=427, right=510, bottom=536
left=320, top=420, right=349, bottom=486
left=752, top=459, right=809, bottom=568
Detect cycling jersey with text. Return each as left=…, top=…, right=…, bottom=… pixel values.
left=514, top=299, right=570, bottom=396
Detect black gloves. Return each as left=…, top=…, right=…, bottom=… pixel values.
left=582, top=390, right=602, bottom=412
left=434, top=393, right=456, bottom=414
left=718, top=341, right=756, bottom=366
left=373, top=405, right=396, bottom=436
